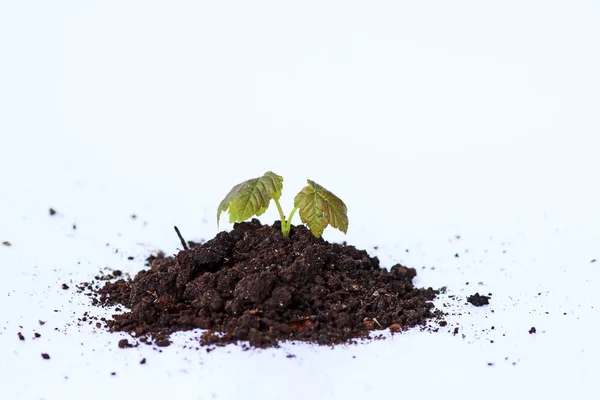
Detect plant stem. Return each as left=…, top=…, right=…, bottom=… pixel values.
left=273, top=198, right=289, bottom=238
left=273, top=198, right=287, bottom=225
left=273, top=199, right=298, bottom=238
left=281, top=207, right=298, bottom=238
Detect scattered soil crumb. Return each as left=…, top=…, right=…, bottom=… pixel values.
left=39, top=320, right=46, bottom=325
left=94, top=220, right=443, bottom=349
left=49, top=208, right=57, bottom=216
left=118, top=339, right=133, bottom=348
left=140, top=358, right=147, bottom=365
left=18, top=332, right=25, bottom=341
left=41, top=353, right=50, bottom=360
left=62, top=283, right=69, bottom=290
left=467, top=293, right=490, bottom=306
left=529, top=327, right=537, bottom=334
left=2, top=241, right=11, bottom=246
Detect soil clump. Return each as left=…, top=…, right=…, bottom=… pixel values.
left=97, top=220, right=442, bottom=348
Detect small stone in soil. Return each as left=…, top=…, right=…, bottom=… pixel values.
left=41, top=353, right=50, bottom=360
left=529, top=327, right=537, bottom=334
left=467, top=293, right=490, bottom=306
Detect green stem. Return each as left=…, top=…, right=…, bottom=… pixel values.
left=273, top=199, right=298, bottom=238
left=287, top=207, right=298, bottom=228
left=273, top=198, right=289, bottom=238
left=281, top=207, right=298, bottom=238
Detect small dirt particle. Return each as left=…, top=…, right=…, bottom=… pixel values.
left=529, top=327, right=537, bottom=334
left=61, top=283, right=69, bottom=290
left=49, top=208, right=56, bottom=216
left=467, top=293, right=490, bottom=306
left=34, top=333, right=41, bottom=338
left=2, top=241, right=11, bottom=246
left=18, top=332, right=25, bottom=341
left=140, top=358, right=147, bottom=365
left=41, top=353, right=50, bottom=360
left=118, top=339, right=132, bottom=348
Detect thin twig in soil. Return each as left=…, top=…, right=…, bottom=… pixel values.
left=174, top=226, right=189, bottom=251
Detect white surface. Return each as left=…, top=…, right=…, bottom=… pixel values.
left=1, top=1, right=599, bottom=399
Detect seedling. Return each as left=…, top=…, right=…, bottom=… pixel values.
left=217, top=171, right=348, bottom=238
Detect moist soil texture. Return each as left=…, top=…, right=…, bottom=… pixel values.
left=97, top=220, right=442, bottom=348
left=467, top=293, right=490, bottom=307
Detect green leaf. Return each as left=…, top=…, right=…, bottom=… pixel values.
left=217, top=171, right=283, bottom=225
left=293, top=179, right=348, bottom=238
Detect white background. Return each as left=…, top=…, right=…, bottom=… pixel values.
left=1, top=1, right=599, bottom=399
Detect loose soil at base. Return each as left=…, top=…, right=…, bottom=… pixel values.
left=96, top=220, right=443, bottom=348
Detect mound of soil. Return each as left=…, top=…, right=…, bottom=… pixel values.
left=97, top=220, right=442, bottom=348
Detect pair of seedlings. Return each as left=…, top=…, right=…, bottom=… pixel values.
left=217, top=171, right=348, bottom=238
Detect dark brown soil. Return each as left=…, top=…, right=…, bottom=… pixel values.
left=467, top=293, right=490, bottom=306
left=96, top=220, right=442, bottom=348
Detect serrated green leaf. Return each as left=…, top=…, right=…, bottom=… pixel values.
left=217, top=171, right=283, bottom=225
left=293, top=179, right=348, bottom=238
